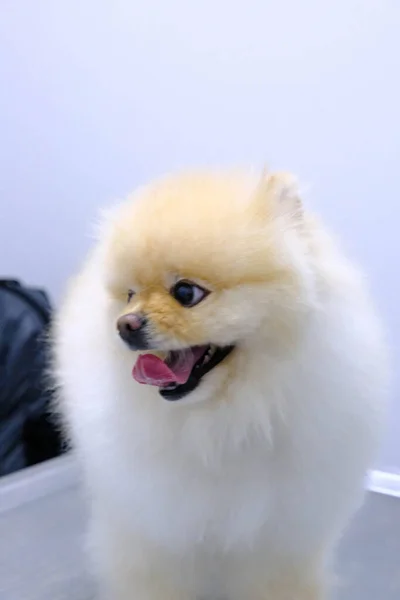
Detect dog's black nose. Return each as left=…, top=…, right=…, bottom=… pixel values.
left=117, top=313, right=149, bottom=350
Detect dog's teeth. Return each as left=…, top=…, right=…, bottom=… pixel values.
left=202, top=345, right=216, bottom=365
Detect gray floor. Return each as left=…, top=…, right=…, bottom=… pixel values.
left=0, top=458, right=399, bottom=600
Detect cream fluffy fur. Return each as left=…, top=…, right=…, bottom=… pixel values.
left=53, top=170, right=388, bottom=600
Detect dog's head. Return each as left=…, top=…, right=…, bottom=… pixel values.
left=102, top=170, right=315, bottom=402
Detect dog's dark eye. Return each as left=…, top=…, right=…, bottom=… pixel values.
left=127, top=289, right=135, bottom=303
left=171, top=281, right=209, bottom=307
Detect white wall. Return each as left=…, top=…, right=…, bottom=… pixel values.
left=0, top=0, right=399, bottom=470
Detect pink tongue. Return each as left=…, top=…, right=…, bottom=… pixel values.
left=132, top=348, right=206, bottom=387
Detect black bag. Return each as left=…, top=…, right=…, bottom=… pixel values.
left=0, top=279, right=63, bottom=477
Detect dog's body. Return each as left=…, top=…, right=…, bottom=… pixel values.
left=54, top=171, right=387, bottom=599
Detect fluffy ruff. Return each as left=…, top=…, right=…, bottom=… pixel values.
left=53, top=169, right=388, bottom=600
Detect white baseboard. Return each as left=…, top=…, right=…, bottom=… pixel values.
left=368, top=469, right=400, bottom=499
left=0, top=456, right=79, bottom=513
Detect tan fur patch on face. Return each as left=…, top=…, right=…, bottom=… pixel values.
left=230, top=558, right=325, bottom=600
left=105, top=170, right=304, bottom=348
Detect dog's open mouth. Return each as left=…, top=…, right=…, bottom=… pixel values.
left=132, top=344, right=235, bottom=401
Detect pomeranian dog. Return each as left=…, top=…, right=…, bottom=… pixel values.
left=53, top=169, right=387, bottom=600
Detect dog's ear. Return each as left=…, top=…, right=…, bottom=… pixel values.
left=249, top=169, right=303, bottom=225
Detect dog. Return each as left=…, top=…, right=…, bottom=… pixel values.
left=53, top=169, right=387, bottom=599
